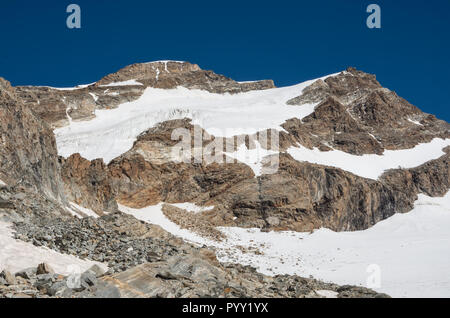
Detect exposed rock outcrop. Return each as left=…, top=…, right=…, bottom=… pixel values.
left=205, top=153, right=398, bottom=231
left=284, top=67, right=450, bottom=154
left=52, top=118, right=450, bottom=233
left=59, top=154, right=118, bottom=214
left=0, top=78, right=65, bottom=202
left=104, top=253, right=388, bottom=298
left=96, top=61, right=275, bottom=93
left=205, top=148, right=450, bottom=232
left=108, top=120, right=254, bottom=208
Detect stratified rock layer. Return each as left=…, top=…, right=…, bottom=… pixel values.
left=0, top=78, right=65, bottom=202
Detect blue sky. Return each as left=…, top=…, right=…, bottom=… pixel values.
left=1, top=0, right=449, bottom=121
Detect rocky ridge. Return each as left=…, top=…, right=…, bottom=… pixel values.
left=282, top=67, right=449, bottom=154
left=16, top=61, right=275, bottom=128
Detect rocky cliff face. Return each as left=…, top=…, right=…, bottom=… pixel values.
left=283, top=68, right=449, bottom=154
left=55, top=119, right=449, bottom=232
left=0, top=78, right=65, bottom=202
left=207, top=150, right=449, bottom=231
left=59, top=154, right=118, bottom=214
left=96, top=61, right=275, bottom=93
left=108, top=119, right=254, bottom=209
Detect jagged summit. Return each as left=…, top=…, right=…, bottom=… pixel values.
left=96, top=61, right=201, bottom=86
left=95, top=60, right=275, bottom=93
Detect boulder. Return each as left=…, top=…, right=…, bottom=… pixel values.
left=15, top=268, right=37, bottom=280
left=87, top=264, right=106, bottom=278
left=0, top=270, right=16, bottom=286
left=37, top=263, right=55, bottom=275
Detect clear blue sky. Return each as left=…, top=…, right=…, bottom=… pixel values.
left=1, top=0, right=449, bottom=121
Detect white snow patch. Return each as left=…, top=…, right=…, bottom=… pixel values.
left=168, top=203, right=215, bottom=214
left=218, top=192, right=450, bottom=298
left=99, top=79, right=143, bottom=87
left=67, top=202, right=99, bottom=218
left=225, top=142, right=279, bottom=176
left=65, top=106, right=73, bottom=125
left=0, top=221, right=107, bottom=275
left=27, top=83, right=95, bottom=91
left=368, top=133, right=381, bottom=144
left=408, top=118, right=424, bottom=126
left=144, top=60, right=185, bottom=65
left=287, top=138, right=450, bottom=180
left=89, top=92, right=98, bottom=102
left=315, top=290, right=339, bottom=298
left=120, top=192, right=450, bottom=298
left=66, top=207, right=82, bottom=218
left=0, top=179, right=6, bottom=187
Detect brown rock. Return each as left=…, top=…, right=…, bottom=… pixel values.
left=283, top=68, right=449, bottom=154
left=108, top=120, right=254, bottom=209
left=96, top=61, right=275, bottom=94
left=0, top=78, right=66, bottom=203
left=59, top=153, right=118, bottom=215
left=0, top=270, right=16, bottom=286
left=36, top=263, right=55, bottom=275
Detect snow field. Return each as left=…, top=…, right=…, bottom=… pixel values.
left=120, top=194, right=450, bottom=298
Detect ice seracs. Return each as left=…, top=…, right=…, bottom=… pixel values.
left=54, top=81, right=321, bottom=163
left=54, top=72, right=343, bottom=164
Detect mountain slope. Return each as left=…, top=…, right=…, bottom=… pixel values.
left=2, top=61, right=449, bottom=298
left=19, top=62, right=448, bottom=232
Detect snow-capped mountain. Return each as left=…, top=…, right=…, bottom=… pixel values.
left=1, top=61, right=449, bottom=298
